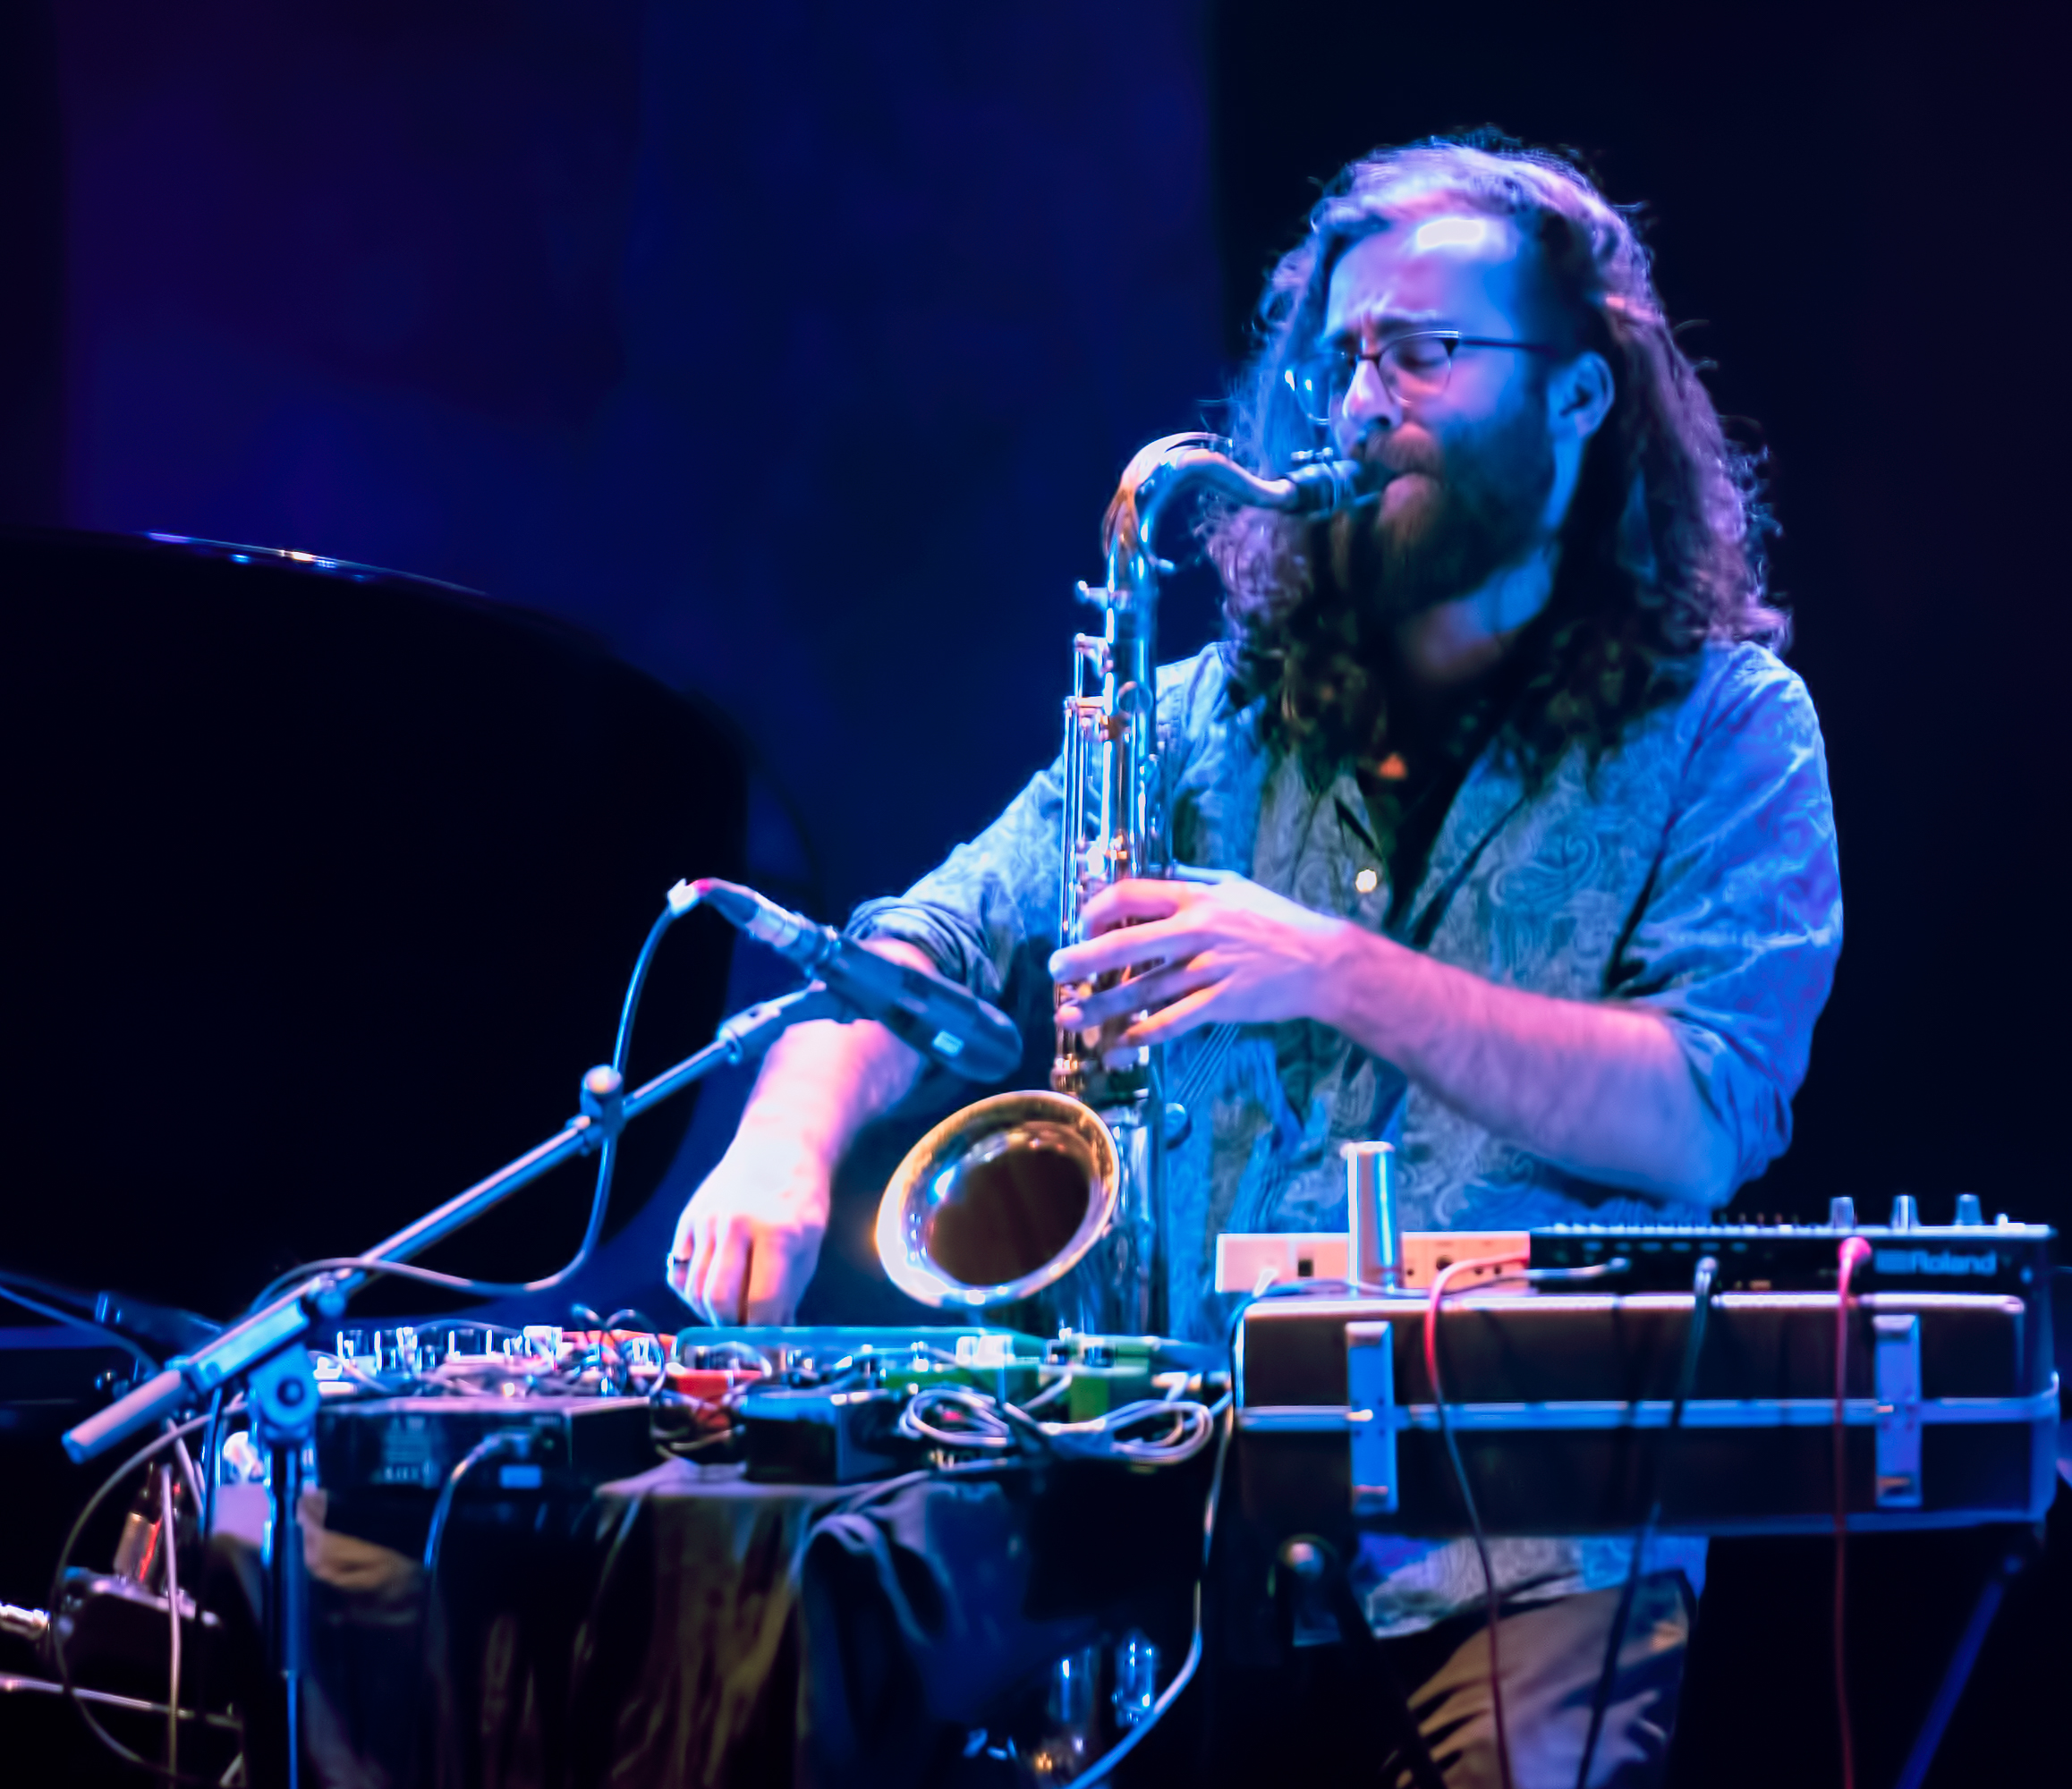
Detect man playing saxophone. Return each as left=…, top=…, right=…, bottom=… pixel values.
left=668, top=135, right=1840, bottom=1785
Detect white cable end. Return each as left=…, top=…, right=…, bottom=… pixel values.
left=667, top=878, right=701, bottom=917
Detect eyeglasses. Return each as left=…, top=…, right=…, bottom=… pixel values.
left=1284, top=331, right=1558, bottom=425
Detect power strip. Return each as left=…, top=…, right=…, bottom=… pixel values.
left=1214, top=1230, right=1531, bottom=1293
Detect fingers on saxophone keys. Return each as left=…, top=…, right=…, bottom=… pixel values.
left=1083, top=878, right=1190, bottom=928
left=1051, top=935, right=1150, bottom=983
left=1058, top=984, right=1132, bottom=1028
left=1060, top=972, right=1176, bottom=1027
left=1121, top=983, right=1219, bottom=1046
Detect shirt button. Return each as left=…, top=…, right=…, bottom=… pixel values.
left=1354, top=868, right=1379, bottom=894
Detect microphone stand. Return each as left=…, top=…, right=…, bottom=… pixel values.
left=62, top=977, right=849, bottom=1788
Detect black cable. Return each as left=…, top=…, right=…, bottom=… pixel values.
left=46, top=1412, right=227, bottom=1785
left=0, top=1278, right=160, bottom=1376
left=196, top=1389, right=226, bottom=1582
left=1416, top=1256, right=1632, bottom=1789
left=1217, top=1285, right=1444, bottom=1780
left=409, top=1317, right=525, bottom=1346
left=420, top=1435, right=516, bottom=1577
left=1317, top=1556, right=1448, bottom=1789
left=1066, top=1395, right=1235, bottom=1789
left=241, top=1208, right=629, bottom=1308
left=242, top=1194, right=643, bottom=1307
left=830, top=1342, right=1234, bottom=1781
left=611, top=903, right=677, bottom=1073
left=1062, top=1299, right=1296, bottom=1782
left=247, top=898, right=690, bottom=1317
left=1574, top=1254, right=1716, bottom=1789
left=1833, top=1236, right=1872, bottom=1789
left=404, top=1431, right=518, bottom=1789
left=1423, top=1263, right=1516, bottom=1789
left=650, top=1422, right=743, bottom=1461
left=245, top=1255, right=571, bottom=1310
left=157, top=1463, right=180, bottom=1779
left=48, top=900, right=685, bottom=1771
left=895, top=1380, right=1221, bottom=1467
left=564, top=1492, right=647, bottom=1717
left=1235, top=1260, right=1625, bottom=1789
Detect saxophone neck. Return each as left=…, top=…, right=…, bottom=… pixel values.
left=1104, top=435, right=1382, bottom=575
left=1101, top=432, right=1229, bottom=574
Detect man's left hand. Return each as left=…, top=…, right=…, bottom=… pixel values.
left=1049, top=872, right=1358, bottom=1045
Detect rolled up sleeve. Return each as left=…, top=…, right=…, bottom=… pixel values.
left=846, top=755, right=1066, bottom=1007
left=1612, top=653, right=1843, bottom=1199
left=845, top=649, right=1234, bottom=1005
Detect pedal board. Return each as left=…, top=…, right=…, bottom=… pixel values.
left=314, top=1395, right=659, bottom=1496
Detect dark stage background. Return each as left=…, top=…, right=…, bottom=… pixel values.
left=0, top=2, right=2063, bottom=1784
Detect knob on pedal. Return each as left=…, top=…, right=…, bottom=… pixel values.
left=1827, top=1196, right=1856, bottom=1229
left=1954, top=1192, right=1984, bottom=1226
left=1890, top=1194, right=1918, bottom=1231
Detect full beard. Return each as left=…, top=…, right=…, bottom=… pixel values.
left=1328, top=394, right=1558, bottom=620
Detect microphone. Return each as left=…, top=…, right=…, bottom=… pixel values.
left=674, top=879, right=1023, bottom=1081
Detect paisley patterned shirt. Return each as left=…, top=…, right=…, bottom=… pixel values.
left=851, top=638, right=1842, bottom=1629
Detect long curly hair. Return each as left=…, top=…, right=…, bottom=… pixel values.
left=1209, top=132, right=1785, bottom=789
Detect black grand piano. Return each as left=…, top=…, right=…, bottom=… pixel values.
left=0, top=526, right=745, bottom=1602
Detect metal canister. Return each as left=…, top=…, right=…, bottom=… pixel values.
left=1342, top=1140, right=1397, bottom=1289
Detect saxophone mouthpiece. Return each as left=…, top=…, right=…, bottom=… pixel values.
left=1283, top=452, right=1391, bottom=516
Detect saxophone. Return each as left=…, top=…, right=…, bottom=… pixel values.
left=873, top=433, right=1374, bottom=1336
